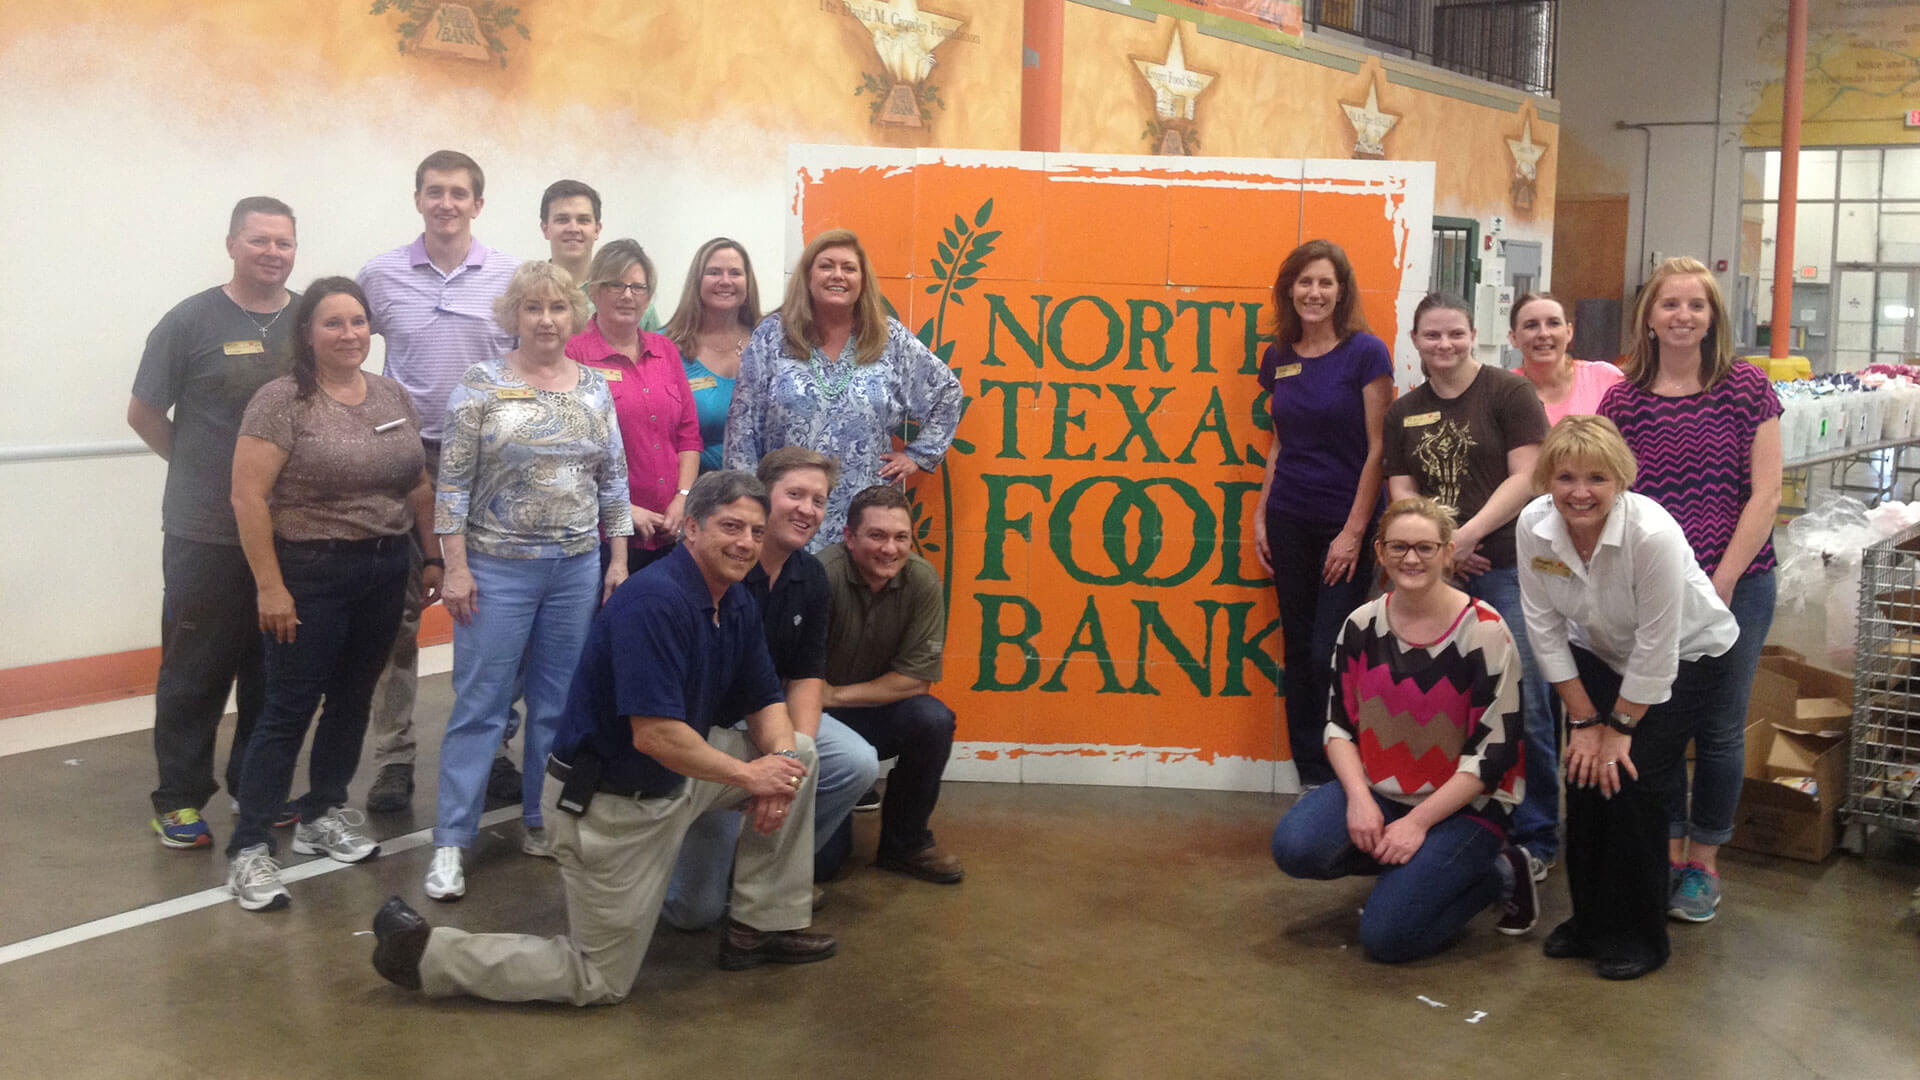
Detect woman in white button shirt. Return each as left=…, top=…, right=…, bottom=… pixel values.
left=1517, top=416, right=1737, bottom=980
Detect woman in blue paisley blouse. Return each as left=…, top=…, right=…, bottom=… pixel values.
left=425, top=261, right=634, bottom=903
left=723, top=228, right=963, bottom=552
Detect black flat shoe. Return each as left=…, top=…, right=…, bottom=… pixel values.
left=1596, top=954, right=1664, bottom=981
left=1542, top=920, right=1592, bottom=960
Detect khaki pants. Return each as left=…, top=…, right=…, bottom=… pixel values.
left=418, top=729, right=817, bottom=1005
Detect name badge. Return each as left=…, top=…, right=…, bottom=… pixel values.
left=1271, top=362, right=1302, bottom=379
left=223, top=340, right=265, bottom=356
left=495, top=388, right=537, bottom=400
left=1531, top=555, right=1573, bottom=578
left=595, top=368, right=623, bottom=381
left=1404, top=411, right=1442, bottom=428
left=687, top=375, right=719, bottom=392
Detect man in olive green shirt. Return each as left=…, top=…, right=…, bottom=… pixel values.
left=817, top=486, right=962, bottom=884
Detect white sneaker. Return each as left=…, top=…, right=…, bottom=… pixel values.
left=291, top=807, right=380, bottom=864
left=228, top=844, right=290, bottom=912
left=521, top=826, right=553, bottom=859
left=424, top=845, right=465, bottom=901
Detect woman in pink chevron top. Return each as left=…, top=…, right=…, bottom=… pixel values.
left=1270, top=497, right=1537, bottom=963
left=1599, top=257, right=1782, bottom=925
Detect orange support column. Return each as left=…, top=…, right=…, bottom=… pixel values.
left=1022, top=0, right=1063, bottom=152
left=1769, top=0, right=1808, bottom=359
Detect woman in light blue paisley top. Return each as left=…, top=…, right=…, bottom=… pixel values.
left=663, top=237, right=762, bottom=473
left=724, top=228, right=963, bottom=552
left=427, top=261, right=634, bottom=903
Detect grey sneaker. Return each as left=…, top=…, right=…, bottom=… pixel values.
left=291, top=807, right=380, bottom=864
left=521, top=825, right=553, bottom=859
left=228, top=845, right=290, bottom=912
left=1495, top=846, right=1538, bottom=935
left=1668, top=863, right=1722, bottom=922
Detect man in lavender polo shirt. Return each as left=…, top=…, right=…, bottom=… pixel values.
left=358, top=149, right=522, bottom=813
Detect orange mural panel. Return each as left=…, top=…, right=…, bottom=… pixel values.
left=793, top=149, right=1431, bottom=790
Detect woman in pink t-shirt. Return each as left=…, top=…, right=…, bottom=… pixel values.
left=1511, top=293, right=1623, bottom=427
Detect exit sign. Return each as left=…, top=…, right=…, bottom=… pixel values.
left=1908, top=108, right=1920, bottom=127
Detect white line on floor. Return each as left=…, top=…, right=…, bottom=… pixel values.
left=0, top=804, right=519, bottom=968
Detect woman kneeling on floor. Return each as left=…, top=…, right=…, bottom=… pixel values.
left=1271, top=496, right=1538, bottom=962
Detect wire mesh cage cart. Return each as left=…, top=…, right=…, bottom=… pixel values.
left=1847, top=523, right=1920, bottom=845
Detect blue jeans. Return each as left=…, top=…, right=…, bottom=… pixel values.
left=1271, top=783, right=1506, bottom=963
left=1463, top=565, right=1557, bottom=861
left=658, top=713, right=880, bottom=930
left=434, top=550, right=599, bottom=848
left=1266, top=510, right=1377, bottom=786
left=228, top=542, right=408, bottom=856
left=1667, top=570, right=1775, bottom=846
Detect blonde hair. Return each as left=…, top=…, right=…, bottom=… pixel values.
left=1378, top=496, right=1458, bottom=546
left=1533, top=415, right=1638, bottom=492
left=780, top=229, right=889, bottom=364
left=663, top=238, right=763, bottom=357
left=492, top=261, right=587, bottom=333
left=1624, top=257, right=1734, bottom=391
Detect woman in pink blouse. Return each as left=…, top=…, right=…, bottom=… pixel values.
left=567, top=239, right=703, bottom=572
left=1510, top=293, right=1623, bottom=426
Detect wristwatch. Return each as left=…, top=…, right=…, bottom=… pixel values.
left=1604, top=709, right=1639, bottom=733
left=774, top=749, right=802, bottom=761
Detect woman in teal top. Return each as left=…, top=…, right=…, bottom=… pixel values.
left=663, top=238, right=762, bottom=471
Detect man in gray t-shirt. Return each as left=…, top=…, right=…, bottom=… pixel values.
left=127, top=197, right=299, bottom=850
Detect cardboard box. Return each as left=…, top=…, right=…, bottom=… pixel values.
left=1729, top=657, right=1853, bottom=862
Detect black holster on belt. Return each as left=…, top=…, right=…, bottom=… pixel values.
left=551, top=750, right=602, bottom=818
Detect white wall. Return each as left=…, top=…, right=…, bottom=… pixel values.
left=0, top=27, right=805, bottom=668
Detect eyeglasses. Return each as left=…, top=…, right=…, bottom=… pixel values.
left=599, top=282, right=652, bottom=297
left=1380, top=540, right=1443, bottom=560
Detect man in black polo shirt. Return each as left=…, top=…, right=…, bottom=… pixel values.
left=660, top=448, right=882, bottom=928
left=368, top=471, right=836, bottom=1005
left=820, top=485, right=963, bottom=885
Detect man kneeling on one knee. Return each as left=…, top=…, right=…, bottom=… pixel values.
left=369, top=470, right=836, bottom=1005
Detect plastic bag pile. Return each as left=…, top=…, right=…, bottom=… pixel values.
left=1777, top=491, right=1920, bottom=651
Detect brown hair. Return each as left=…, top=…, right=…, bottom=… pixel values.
left=756, top=446, right=841, bottom=492
left=1533, top=415, right=1638, bottom=492
left=228, top=196, right=295, bottom=239
left=289, top=277, right=368, bottom=401
left=1509, top=291, right=1569, bottom=331
left=663, top=238, right=764, bottom=357
left=414, top=150, right=484, bottom=197
left=780, top=229, right=889, bottom=364
left=846, top=484, right=912, bottom=534
left=540, top=179, right=601, bottom=223
left=1270, top=238, right=1368, bottom=346
left=1623, top=257, right=1734, bottom=391
left=584, top=238, right=656, bottom=296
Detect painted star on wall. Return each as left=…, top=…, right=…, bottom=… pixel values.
left=1341, top=83, right=1399, bottom=157
left=1507, top=118, right=1546, bottom=180
left=1134, top=30, right=1215, bottom=121
left=849, top=0, right=964, bottom=85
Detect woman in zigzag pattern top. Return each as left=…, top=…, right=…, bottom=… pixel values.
left=1271, top=497, right=1536, bottom=963
left=1598, top=257, right=1782, bottom=925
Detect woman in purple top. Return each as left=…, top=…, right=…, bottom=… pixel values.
left=1599, top=256, right=1782, bottom=923
left=1252, top=239, right=1393, bottom=787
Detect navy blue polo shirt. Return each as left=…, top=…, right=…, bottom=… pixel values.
left=743, top=549, right=830, bottom=681
left=552, top=545, right=784, bottom=794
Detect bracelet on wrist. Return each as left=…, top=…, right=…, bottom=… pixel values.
left=1568, top=713, right=1601, bottom=730
left=773, top=749, right=801, bottom=761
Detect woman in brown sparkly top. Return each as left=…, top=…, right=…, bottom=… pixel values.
left=223, top=276, right=440, bottom=912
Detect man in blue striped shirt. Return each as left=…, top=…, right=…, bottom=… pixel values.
left=357, top=150, right=523, bottom=814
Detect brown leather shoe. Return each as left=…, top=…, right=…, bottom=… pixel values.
left=875, top=845, right=964, bottom=884
left=717, top=919, right=838, bottom=971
